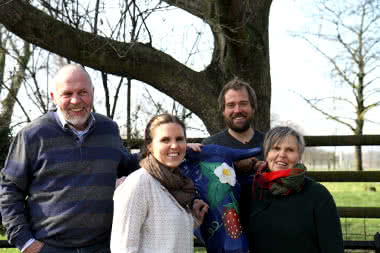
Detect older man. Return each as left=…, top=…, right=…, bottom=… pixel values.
left=0, top=64, right=138, bottom=253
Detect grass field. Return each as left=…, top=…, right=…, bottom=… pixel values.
left=1, top=182, right=379, bottom=252
left=323, top=182, right=380, bottom=242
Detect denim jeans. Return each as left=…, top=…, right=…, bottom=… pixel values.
left=39, top=241, right=110, bottom=253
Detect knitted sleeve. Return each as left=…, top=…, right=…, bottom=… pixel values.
left=111, top=169, right=149, bottom=253
left=114, top=120, right=139, bottom=177
left=0, top=131, right=34, bottom=250
left=313, top=183, right=344, bottom=253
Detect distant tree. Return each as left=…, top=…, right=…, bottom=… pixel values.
left=0, top=26, right=32, bottom=166
left=364, top=148, right=380, bottom=169
left=296, top=0, right=380, bottom=171
left=303, top=147, right=339, bottom=170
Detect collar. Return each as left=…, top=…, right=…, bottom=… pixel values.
left=227, top=127, right=254, bottom=144
left=56, top=108, right=95, bottom=132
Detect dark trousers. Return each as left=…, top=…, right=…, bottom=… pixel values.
left=39, top=241, right=110, bottom=253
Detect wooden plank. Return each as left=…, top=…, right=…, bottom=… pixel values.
left=338, top=207, right=380, bottom=218
left=307, top=171, right=380, bottom=182
left=304, top=135, right=380, bottom=147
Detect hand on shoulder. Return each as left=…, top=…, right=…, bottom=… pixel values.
left=187, top=143, right=203, bottom=152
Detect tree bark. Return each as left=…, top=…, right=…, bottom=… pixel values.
left=0, top=37, right=31, bottom=166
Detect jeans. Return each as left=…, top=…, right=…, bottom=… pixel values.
left=39, top=241, right=110, bottom=253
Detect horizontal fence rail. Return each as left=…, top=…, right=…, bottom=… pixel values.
left=338, top=207, right=380, bottom=219
left=125, top=135, right=380, bottom=149
left=303, top=135, right=380, bottom=147
left=307, top=171, right=380, bottom=182
left=0, top=241, right=11, bottom=248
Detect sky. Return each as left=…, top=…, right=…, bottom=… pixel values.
left=268, top=0, right=380, bottom=137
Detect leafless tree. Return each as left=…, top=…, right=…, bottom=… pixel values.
left=295, top=0, right=380, bottom=171
left=0, top=26, right=32, bottom=165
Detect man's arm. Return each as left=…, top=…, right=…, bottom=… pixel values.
left=0, top=133, right=34, bottom=250
left=119, top=151, right=140, bottom=176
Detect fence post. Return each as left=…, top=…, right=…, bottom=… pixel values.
left=375, top=232, right=380, bottom=253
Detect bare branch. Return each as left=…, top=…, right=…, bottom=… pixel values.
left=296, top=91, right=355, bottom=132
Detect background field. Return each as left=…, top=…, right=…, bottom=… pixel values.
left=1, top=182, right=379, bottom=252
left=323, top=182, right=380, bottom=242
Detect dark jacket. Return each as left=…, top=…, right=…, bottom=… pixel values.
left=247, top=177, right=344, bottom=253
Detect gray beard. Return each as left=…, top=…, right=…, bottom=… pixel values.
left=64, top=111, right=90, bottom=129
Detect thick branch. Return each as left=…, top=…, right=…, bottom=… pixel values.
left=0, top=0, right=218, bottom=124
left=162, top=0, right=214, bottom=21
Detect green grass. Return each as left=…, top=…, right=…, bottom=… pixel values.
left=322, top=182, right=380, bottom=207
left=0, top=235, right=17, bottom=252
left=1, top=182, right=379, bottom=252
left=322, top=182, right=380, bottom=242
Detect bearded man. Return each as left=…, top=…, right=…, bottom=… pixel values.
left=0, top=64, right=138, bottom=253
left=202, top=77, right=265, bottom=234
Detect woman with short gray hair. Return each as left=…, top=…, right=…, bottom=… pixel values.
left=246, top=126, right=344, bottom=253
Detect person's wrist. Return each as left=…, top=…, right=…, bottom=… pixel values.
left=190, top=191, right=201, bottom=209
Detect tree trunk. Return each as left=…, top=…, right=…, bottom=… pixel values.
left=354, top=145, right=363, bottom=171
left=0, top=38, right=31, bottom=165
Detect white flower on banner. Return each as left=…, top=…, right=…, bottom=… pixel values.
left=214, top=162, right=236, bottom=186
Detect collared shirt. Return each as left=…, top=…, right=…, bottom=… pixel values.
left=56, top=109, right=95, bottom=142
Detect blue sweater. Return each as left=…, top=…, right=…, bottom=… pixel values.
left=0, top=111, right=138, bottom=250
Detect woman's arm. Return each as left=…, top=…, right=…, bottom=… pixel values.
left=313, top=184, right=344, bottom=253
left=111, top=171, right=149, bottom=253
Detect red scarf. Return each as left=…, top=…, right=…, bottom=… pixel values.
left=253, top=163, right=306, bottom=199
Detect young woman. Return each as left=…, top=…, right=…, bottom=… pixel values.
left=247, top=126, right=344, bottom=253
left=110, top=113, right=208, bottom=253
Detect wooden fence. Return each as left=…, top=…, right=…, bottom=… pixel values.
left=0, top=135, right=379, bottom=251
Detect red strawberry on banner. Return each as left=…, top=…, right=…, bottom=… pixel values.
left=222, top=194, right=243, bottom=239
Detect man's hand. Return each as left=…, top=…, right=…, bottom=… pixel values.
left=234, top=158, right=253, bottom=175
left=115, top=176, right=126, bottom=188
left=187, top=143, right=202, bottom=152
left=234, top=157, right=266, bottom=175
left=23, top=240, right=44, bottom=253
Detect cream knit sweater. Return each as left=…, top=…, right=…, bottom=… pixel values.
left=111, top=168, right=194, bottom=253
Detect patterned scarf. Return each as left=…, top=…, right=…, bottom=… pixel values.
left=253, top=162, right=306, bottom=199
left=140, top=154, right=195, bottom=211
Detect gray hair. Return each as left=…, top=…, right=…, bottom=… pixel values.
left=52, top=64, right=93, bottom=93
left=263, top=126, right=305, bottom=159
left=218, top=77, right=258, bottom=113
